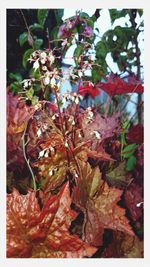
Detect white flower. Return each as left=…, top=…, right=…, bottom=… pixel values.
left=52, top=114, right=56, bottom=120
left=72, top=39, right=76, bottom=45
left=50, top=146, right=55, bottom=152
left=136, top=202, right=143, bottom=207
left=78, top=71, right=83, bottom=78
left=39, top=150, right=45, bottom=158
left=32, top=52, right=36, bottom=57
left=78, top=132, right=82, bottom=138
left=65, top=141, right=69, bottom=148
left=44, top=151, right=49, bottom=158
left=75, top=97, right=79, bottom=104
left=48, top=52, right=55, bottom=64
left=50, top=76, right=56, bottom=87
left=33, top=59, right=40, bottom=71
left=37, top=128, right=42, bottom=137
left=49, top=169, right=53, bottom=176
left=42, top=66, right=47, bottom=71
left=23, top=80, right=29, bottom=88
left=40, top=52, right=47, bottom=59
left=43, top=76, right=50, bottom=85
left=68, top=115, right=74, bottom=122
left=72, top=120, right=75, bottom=126
left=93, top=131, right=101, bottom=140
left=40, top=58, right=47, bottom=64
left=62, top=39, right=68, bottom=46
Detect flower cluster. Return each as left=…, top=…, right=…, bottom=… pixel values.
left=29, top=50, right=55, bottom=71
left=56, top=92, right=83, bottom=105
left=58, top=15, right=94, bottom=39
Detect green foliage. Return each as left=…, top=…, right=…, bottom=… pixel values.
left=19, top=32, right=28, bottom=46
left=9, top=72, right=22, bottom=83
left=54, top=9, right=64, bottom=24
left=22, top=48, right=34, bottom=69
left=37, top=9, right=49, bottom=26
left=122, top=143, right=137, bottom=159
left=29, top=23, right=44, bottom=31
left=126, top=155, right=137, bottom=171
left=33, top=38, right=43, bottom=49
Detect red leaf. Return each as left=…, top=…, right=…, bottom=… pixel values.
left=73, top=161, right=134, bottom=246
left=124, top=182, right=143, bottom=222
left=7, top=92, right=35, bottom=170
left=126, top=124, right=144, bottom=144
left=7, top=183, right=97, bottom=258
left=101, top=232, right=143, bottom=258
left=7, top=92, right=34, bottom=134
left=99, top=73, right=144, bottom=96
left=82, top=112, right=120, bottom=141
left=78, top=82, right=100, bottom=98
left=87, top=183, right=134, bottom=236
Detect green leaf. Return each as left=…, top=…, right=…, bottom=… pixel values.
left=126, top=156, right=136, bottom=171
left=80, top=12, right=90, bottom=18
left=34, top=38, right=43, bottom=49
left=96, top=41, right=108, bottom=59
left=122, top=144, right=137, bottom=159
left=54, top=9, right=64, bottom=24
left=9, top=82, right=22, bottom=93
left=74, top=45, right=83, bottom=65
left=29, top=23, right=44, bottom=31
left=19, top=32, right=28, bottom=46
left=26, top=88, right=34, bottom=99
left=107, top=162, right=129, bottom=187
left=137, top=9, right=143, bottom=17
left=37, top=9, right=49, bottom=26
left=22, top=48, right=34, bottom=69
left=87, top=19, right=94, bottom=28
left=9, top=72, right=22, bottom=83
left=109, top=9, right=122, bottom=24
left=31, top=95, right=39, bottom=105
left=30, top=68, right=41, bottom=79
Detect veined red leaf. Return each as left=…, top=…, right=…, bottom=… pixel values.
left=98, top=72, right=144, bottom=96
left=73, top=161, right=134, bottom=246
left=7, top=183, right=97, bottom=258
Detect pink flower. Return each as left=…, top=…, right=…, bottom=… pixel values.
left=83, top=26, right=93, bottom=37
left=58, top=19, right=77, bottom=38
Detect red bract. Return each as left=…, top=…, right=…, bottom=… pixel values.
left=98, top=73, right=144, bottom=96
left=78, top=82, right=100, bottom=98
left=7, top=183, right=97, bottom=258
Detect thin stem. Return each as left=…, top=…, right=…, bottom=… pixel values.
left=20, top=9, right=34, bottom=49
left=22, top=122, right=37, bottom=191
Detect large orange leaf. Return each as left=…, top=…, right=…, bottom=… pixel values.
left=7, top=183, right=97, bottom=258
left=73, top=161, right=134, bottom=246
left=87, top=182, right=134, bottom=236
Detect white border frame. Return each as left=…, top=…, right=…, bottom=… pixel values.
left=0, top=1, right=149, bottom=266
